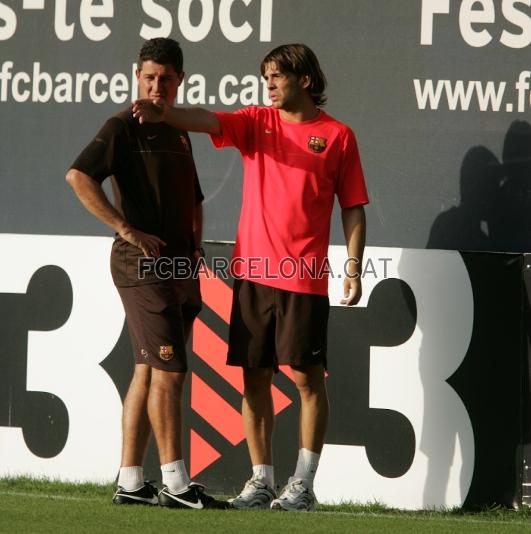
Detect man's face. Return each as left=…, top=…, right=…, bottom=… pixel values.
left=136, top=60, right=183, bottom=104
left=263, top=61, right=307, bottom=111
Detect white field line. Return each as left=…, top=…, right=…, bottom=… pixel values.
left=0, top=490, right=103, bottom=502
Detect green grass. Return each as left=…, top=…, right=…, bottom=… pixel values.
left=1, top=478, right=530, bottom=534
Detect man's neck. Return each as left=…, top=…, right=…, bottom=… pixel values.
left=279, top=100, right=320, bottom=123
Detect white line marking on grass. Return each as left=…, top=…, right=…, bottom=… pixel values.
left=0, top=491, right=103, bottom=502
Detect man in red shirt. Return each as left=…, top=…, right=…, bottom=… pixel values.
left=133, top=43, right=368, bottom=511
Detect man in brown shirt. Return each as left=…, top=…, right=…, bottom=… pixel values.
left=66, top=38, right=225, bottom=509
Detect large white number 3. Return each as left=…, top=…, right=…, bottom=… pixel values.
left=0, top=234, right=124, bottom=481
left=316, top=246, right=475, bottom=509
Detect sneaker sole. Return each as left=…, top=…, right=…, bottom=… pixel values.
left=230, top=500, right=272, bottom=510
left=112, top=495, right=158, bottom=505
left=270, top=502, right=315, bottom=512
left=158, top=497, right=230, bottom=510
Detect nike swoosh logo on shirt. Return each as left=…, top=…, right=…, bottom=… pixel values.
left=147, top=135, right=158, bottom=141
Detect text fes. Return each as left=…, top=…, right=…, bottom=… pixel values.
left=421, top=0, right=531, bottom=48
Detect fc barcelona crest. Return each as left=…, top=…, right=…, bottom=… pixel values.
left=308, top=136, right=327, bottom=153
left=159, top=345, right=174, bottom=361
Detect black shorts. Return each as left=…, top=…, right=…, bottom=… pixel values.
left=117, top=278, right=201, bottom=372
left=227, top=279, right=329, bottom=369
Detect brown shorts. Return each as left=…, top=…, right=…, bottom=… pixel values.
left=227, top=279, right=329, bottom=369
left=117, top=278, right=201, bottom=372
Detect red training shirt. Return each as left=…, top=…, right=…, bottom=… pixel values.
left=211, top=106, right=369, bottom=295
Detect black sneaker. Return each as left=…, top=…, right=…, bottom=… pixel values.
left=113, top=481, right=159, bottom=505
left=158, top=483, right=230, bottom=510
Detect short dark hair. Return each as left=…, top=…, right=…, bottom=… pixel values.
left=260, top=43, right=327, bottom=107
left=138, top=38, right=183, bottom=74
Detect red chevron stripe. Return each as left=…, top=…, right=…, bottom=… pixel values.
left=193, top=318, right=243, bottom=392
left=199, top=268, right=232, bottom=323
left=280, top=366, right=295, bottom=381
left=272, top=386, right=292, bottom=413
left=190, top=429, right=221, bottom=478
left=191, top=373, right=245, bottom=445
left=193, top=319, right=293, bottom=413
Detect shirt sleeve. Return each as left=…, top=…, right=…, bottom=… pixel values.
left=69, top=117, right=128, bottom=184
left=209, top=108, right=253, bottom=153
left=335, top=127, right=369, bottom=208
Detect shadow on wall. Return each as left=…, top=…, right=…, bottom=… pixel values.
left=421, top=121, right=531, bottom=508
left=427, top=120, right=531, bottom=253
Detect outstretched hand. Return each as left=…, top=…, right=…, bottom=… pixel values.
left=132, top=98, right=166, bottom=124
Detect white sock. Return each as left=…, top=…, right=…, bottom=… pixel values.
left=252, top=464, right=274, bottom=488
left=161, top=459, right=191, bottom=494
left=117, top=466, right=144, bottom=491
left=292, top=448, right=320, bottom=488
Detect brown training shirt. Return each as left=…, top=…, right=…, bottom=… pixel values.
left=70, top=107, right=204, bottom=287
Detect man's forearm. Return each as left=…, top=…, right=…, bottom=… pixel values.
left=342, top=205, right=366, bottom=277
left=164, top=106, right=221, bottom=135
left=133, top=98, right=221, bottom=135
left=65, top=169, right=130, bottom=235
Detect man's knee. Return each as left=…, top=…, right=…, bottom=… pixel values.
left=130, top=363, right=151, bottom=389
left=150, top=368, right=187, bottom=392
left=291, top=365, right=326, bottom=396
left=243, top=367, right=273, bottom=396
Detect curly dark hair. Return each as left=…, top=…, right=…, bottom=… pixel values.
left=261, top=43, right=327, bottom=107
left=138, top=38, right=183, bottom=73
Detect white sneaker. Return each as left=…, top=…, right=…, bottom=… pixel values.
left=270, top=478, right=316, bottom=511
left=229, top=476, right=276, bottom=509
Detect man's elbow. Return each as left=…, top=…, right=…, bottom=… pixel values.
left=65, top=169, right=79, bottom=188
left=65, top=168, right=93, bottom=192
